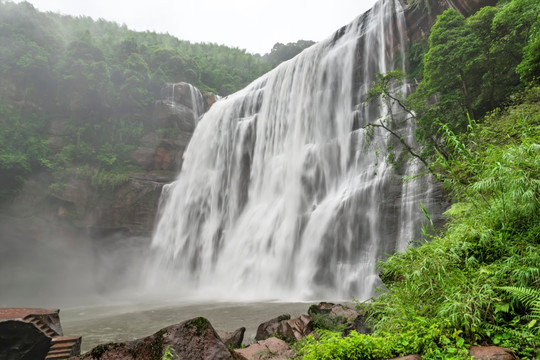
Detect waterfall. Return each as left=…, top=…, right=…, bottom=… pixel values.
left=148, top=0, right=439, bottom=301
left=164, top=82, right=206, bottom=124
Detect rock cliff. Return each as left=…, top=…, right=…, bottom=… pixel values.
left=400, top=0, right=498, bottom=43
left=49, top=82, right=213, bottom=237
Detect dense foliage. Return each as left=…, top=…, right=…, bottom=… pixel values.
left=295, top=0, right=540, bottom=358
left=261, top=40, right=316, bottom=66
left=0, top=1, right=273, bottom=201
left=410, top=0, right=539, bottom=157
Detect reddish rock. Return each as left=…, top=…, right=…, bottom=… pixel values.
left=388, top=355, right=422, bottom=360
left=235, top=337, right=295, bottom=360
left=153, top=146, right=172, bottom=170
left=287, top=315, right=313, bottom=340
left=469, top=346, right=517, bottom=360
left=131, top=133, right=184, bottom=172
left=255, top=314, right=312, bottom=343
left=308, top=302, right=359, bottom=323
left=204, top=92, right=220, bottom=109
left=78, top=317, right=242, bottom=360
left=308, top=302, right=358, bottom=320
left=255, top=314, right=293, bottom=342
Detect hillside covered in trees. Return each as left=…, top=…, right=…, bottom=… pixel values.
left=0, top=1, right=295, bottom=202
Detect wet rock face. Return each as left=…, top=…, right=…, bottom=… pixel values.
left=78, top=317, right=242, bottom=360
left=54, top=175, right=166, bottom=236
left=134, top=82, right=210, bottom=172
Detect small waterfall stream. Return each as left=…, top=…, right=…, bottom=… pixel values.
left=165, top=81, right=206, bottom=125
left=148, top=0, right=439, bottom=301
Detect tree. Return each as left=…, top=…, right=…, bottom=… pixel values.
left=262, top=40, right=315, bottom=66
left=416, top=9, right=479, bottom=137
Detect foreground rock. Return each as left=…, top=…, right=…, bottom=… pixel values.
left=307, top=302, right=371, bottom=336
left=308, top=302, right=358, bottom=322
left=255, top=314, right=312, bottom=342
left=76, top=317, right=243, bottom=360
left=469, top=346, right=517, bottom=360
left=217, top=327, right=246, bottom=349
left=236, top=337, right=295, bottom=360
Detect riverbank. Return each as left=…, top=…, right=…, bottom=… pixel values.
left=61, top=301, right=323, bottom=352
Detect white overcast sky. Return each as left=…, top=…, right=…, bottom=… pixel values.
left=14, top=0, right=380, bottom=54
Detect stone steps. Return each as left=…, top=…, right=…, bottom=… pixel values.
left=45, top=336, right=81, bottom=360
left=23, top=315, right=58, bottom=337
left=21, top=314, right=81, bottom=360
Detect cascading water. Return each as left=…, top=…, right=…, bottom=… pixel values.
left=148, top=0, right=440, bottom=301
left=165, top=82, right=206, bottom=123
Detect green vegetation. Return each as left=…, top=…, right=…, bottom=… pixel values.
left=260, top=40, right=315, bottom=66
left=294, top=0, right=540, bottom=358
left=310, top=313, right=349, bottom=333
left=162, top=345, right=178, bottom=360
left=188, top=317, right=210, bottom=336
left=409, top=0, right=538, bottom=158
left=0, top=1, right=273, bottom=202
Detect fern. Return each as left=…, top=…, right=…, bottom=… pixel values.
left=502, top=287, right=540, bottom=309
left=501, top=286, right=540, bottom=332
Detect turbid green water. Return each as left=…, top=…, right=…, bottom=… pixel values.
left=61, top=301, right=315, bottom=352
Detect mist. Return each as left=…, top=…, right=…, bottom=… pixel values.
left=0, top=173, right=150, bottom=308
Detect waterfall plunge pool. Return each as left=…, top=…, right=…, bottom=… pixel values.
left=61, top=300, right=339, bottom=352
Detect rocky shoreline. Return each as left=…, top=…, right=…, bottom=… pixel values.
left=68, top=303, right=516, bottom=360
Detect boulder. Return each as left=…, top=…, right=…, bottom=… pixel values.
left=287, top=315, right=313, bottom=340
left=342, top=309, right=372, bottom=336
left=308, top=302, right=358, bottom=322
left=217, top=327, right=246, bottom=349
left=255, top=314, right=293, bottom=342
left=78, top=317, right=243, bottom=360
left=235, top=337, right=295, bottom=360
left=469, top=346, right=517, bottom=360
left=388, top=355, right=422, bottom=360
left=255, top=314, right=312, bottom=343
